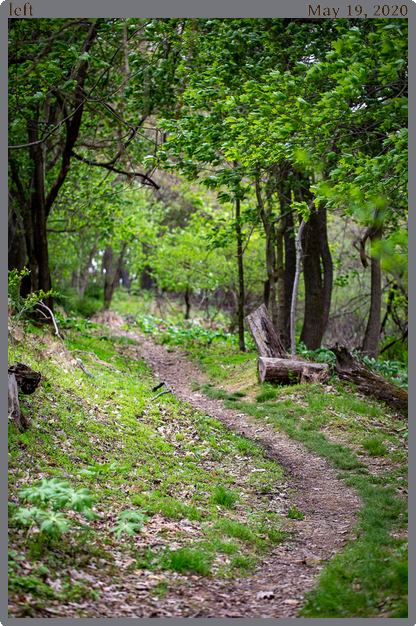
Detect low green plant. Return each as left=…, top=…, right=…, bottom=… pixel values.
left=362, top=436, right=388, bottom=456
left=256, top=387, right=277, bottom=402
left=109, top=509, right=147, bottom=538
left=9, top=478, right=98, bottom=537
left=162, top=546, right=212, bottom=576
left=79, top=461, right=128, bottom=478
left=211, top=485, right=239, bottom=508
left=287, top=506, right=304, bottom=520
left=214, top=519, right=257, bottom=543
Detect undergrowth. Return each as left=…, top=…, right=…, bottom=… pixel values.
left=8, top=320, right=286, bottom=617
left=148, top=325, right=408, bottom=619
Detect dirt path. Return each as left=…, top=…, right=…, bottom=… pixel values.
left=116, top=331, right=363, bottom=618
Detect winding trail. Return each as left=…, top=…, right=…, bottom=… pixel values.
left=119, top=330, right=363, bottom=618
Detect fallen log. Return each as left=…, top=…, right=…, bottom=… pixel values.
left=258, top=357, right=330, bottom=384
left=245, top=304, right=286, bottom=358
left=330, top=345, right=408, bottom=417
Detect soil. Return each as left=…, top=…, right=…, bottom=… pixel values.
left=111, top=331, right=363, bottom=618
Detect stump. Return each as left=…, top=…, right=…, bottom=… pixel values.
left=8, top=362, right=41, bottom=395
left=8, top=373, right=30, bottom=431
left=258, top=357, right=330, bottom=384
left=245, top=304, right=286, bottom=358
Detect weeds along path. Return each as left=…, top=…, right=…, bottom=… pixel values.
left=120, top=330, right=363, bottom=618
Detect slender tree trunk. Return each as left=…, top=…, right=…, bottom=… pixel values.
left=235, top=198, right=246, bottom=352
left=8, top=201, right=27, bottom=274
left=276, top=215, right=286, bottom=345
left=300, top=208, right=325, bottom=350
left=362, top=221, right=383, bottom=359
left=184, top=286, right=191, bottom=320
left=290, top=218, right=305, bottom=356
left=79, top=239, right=98, bottom=297
left=255, top=177, right=279, bottom=334
left=284, top=209, right=296, bottom=349
left=31, top=141, right=53, bottom=309
left=317, top=204, right=333, bottom=334
left=103, top=243, right=127, bottom=310
left=263, top=279, right=270, bottom=309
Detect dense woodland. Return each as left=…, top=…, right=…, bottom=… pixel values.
left=8, top=17, right=407, bottom=362
left=8, top=18, right=408, bottom=620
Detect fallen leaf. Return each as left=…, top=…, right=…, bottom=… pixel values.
left=256, top=589, right=275, bottom=600
left=283, top=599, right=299, bottom=605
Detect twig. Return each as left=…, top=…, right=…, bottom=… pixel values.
left=36, top=301, right=67, bottom=353
left=76, top=358, right=95, bottom=378
left=150, top=381, right=172, bottom=401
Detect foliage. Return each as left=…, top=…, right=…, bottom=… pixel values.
left=9, top=479, right=98, bottom=537
left=109, top=509, right=147, bottom=538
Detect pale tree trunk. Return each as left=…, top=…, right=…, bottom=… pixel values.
left=284, top=209, right=296, bottom=349
left=290, top=218, right=305, bottom=356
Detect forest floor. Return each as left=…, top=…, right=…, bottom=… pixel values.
left=117, top=328, right=363, bottom=617
left=7, top=314, right=408, bottom=619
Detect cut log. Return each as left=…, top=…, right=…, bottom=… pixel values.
left=258, top=357, right=330, bottom=384
left=8, top=373, right=30, bottom=431
left=330, top=345, right=408, bottom=417
left=245, top=304, right=286, bottom=358
left=8, top=362, right=41, bottom=395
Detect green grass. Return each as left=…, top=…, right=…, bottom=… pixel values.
left=361, top=436, right=388, bottom=456
left=202, top=383, right=408, bottom=618
left=287, top=507, right=304, bottom=520
left=213, top=519, right=258, bottom=544
left=162, top=546, right=213, bottom=576
left=174, top=342, right=407, bottom=619
left=8, top=321, right=288, bottom=617
left=211, top=485, right=239, bottom=508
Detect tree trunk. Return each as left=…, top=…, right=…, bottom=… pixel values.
left=140, top=265, right=155, bottom=290
left=245, top=303, right=286, bottom=358
left=7, top=22, right=98, bottom=310
left=290, top=218, right=305, bottom=356
left=184, top=286, right=191, bottom=320
left=258, top=357, right=329, bottom=384
left=235, top=198, right=246, bottom=352
left=317, top=204, right=333, bottom=334
left=275, top=216, right=286, bottom=346
left=284, top=209, right=296, bottom=349
left=255, top=178, right=279, bottom=334
left=103, top=243, right=128, bottom=310
left=362, top=222, right=383, bottom=360
left=8, top=201, right=27, bottom=274
left=31, top=139, right=53, bottom=309
left=300, top=208, right=325, bottom=350
left=79, top=240, right=98, bottom=297
left=331, top=345, right=407, bottom=416
left=263, top=279, right=270, bottom=309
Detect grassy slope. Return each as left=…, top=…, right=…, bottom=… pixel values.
left=8, top=322, right=290, bottom=618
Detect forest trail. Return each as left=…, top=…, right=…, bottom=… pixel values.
left=114, top=328, right=363, bottom=618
